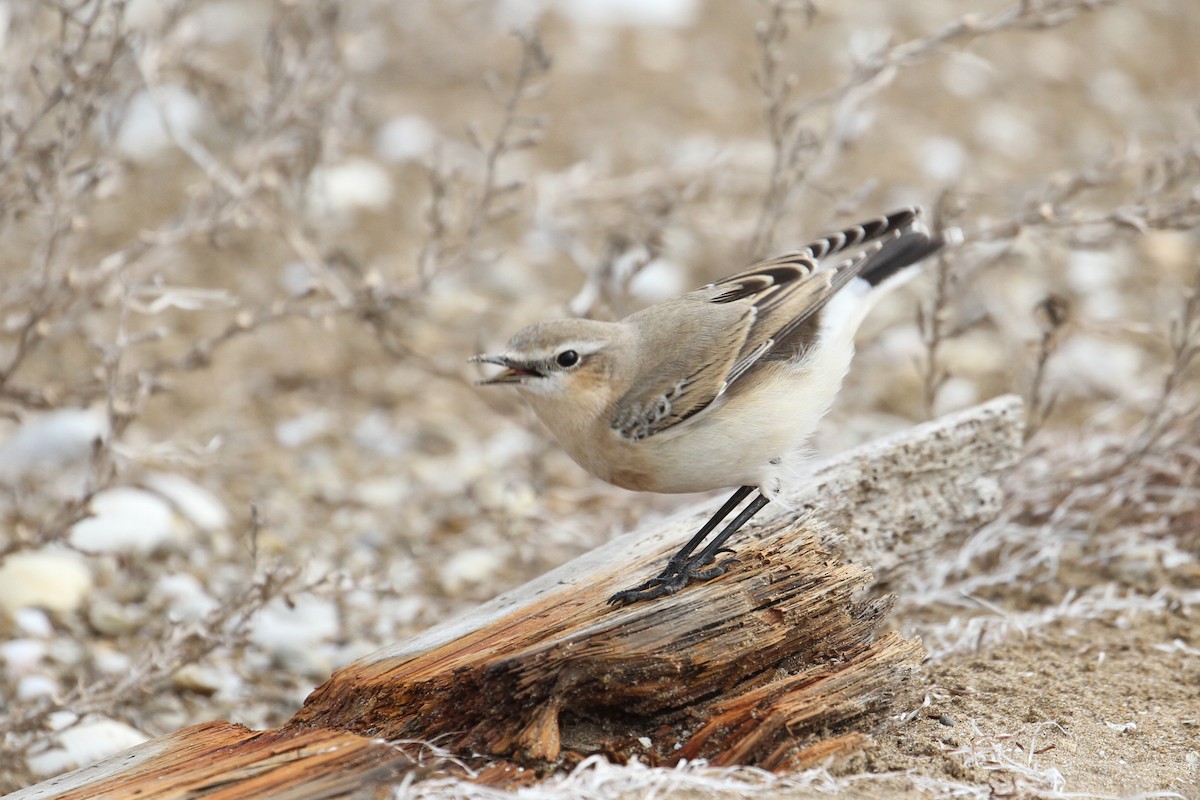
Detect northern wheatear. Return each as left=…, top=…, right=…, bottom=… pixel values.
left=473, top=207, right=948, bottom=605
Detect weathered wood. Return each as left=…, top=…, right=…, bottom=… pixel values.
left=11, top=722, right=419, bottom=800
left=294, top=520, right=919, bottom=765
left=286, top=394, right=1023, bottom=767
left=792, top=392, right=1023, bottom=587
left=10, top=396, right=1025, bottom=799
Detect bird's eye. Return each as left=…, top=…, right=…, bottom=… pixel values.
left=556, top=349, right=580, bottom=368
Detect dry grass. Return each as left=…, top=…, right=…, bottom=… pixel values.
left=1, top=0, right=1198, bottom=796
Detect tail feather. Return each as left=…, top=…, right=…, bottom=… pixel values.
left=803, top=206, right=922, bottom=262
left=859, top=227, right=945, bottom=287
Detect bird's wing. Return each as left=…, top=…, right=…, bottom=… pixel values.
left=610, top=297, right=756, bottom=442
left=611, top=208, right=935, bottom=442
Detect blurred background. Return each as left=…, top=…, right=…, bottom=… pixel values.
left=1, top=0, right=1197, bottom=793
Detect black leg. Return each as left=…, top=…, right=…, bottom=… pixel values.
left=653, top=486, right=753, bottom=570
left=682, top=492, right=771, bottom=580
left=607, top=488, right=771, bottom=606
left=606, top=486, right=751, bottom=605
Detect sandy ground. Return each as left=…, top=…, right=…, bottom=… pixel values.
left=1, top=1, right=1198, bottom=797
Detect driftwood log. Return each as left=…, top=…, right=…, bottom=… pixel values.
left=14, top=395, right=1024, bottom=799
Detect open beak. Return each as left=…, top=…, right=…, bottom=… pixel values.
left=469, top=353, right=542, bottom=385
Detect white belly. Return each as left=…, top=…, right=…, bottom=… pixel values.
left=601, top=329, right=857, bottom=494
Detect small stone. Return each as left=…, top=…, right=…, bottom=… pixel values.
left=629, top=258, right=686, bottom=304
left=0, top=548, right=93, bottom=614
left=918, top=136, right=967, bottom=182
left=116, top=87, right=206, bottom=160
left=375, top=115, right=437, bottom=163
left=1, top=639, right=47, bottom=676
left=172, top=663, right=223, bottom=696
left=308, top=158, right=393, bottom=217
left=27, top=717, right=150, bottom=777
left=18, top=674, right=60, bottom=701
left=70, top=487, right=181, bottom=555
left=275, top=410, right=332, bottom=448
left=92, top=647, right=133, bottom=675
left=438, top=547, right=504, bottom=595
left=87, top=599, right=145, bottom=637
left=13, top=607, right=54, bottom=638
left=0, top=409, right=107, bottom=480
left=144, top=473, right=229, bottom=532
left=151, top=573, right=219, bottom=621
left=250, top=595, right=339, bottom=676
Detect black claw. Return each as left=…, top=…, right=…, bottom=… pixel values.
left=608, top=577, right=683, bottom=606
left=692, top=557, right=738, bottom=581
left=607, top=554, right=742, bottom=606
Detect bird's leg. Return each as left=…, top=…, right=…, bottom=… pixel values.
left=684, top=492, right=771, bottom=579
left=606, top=486, right=751, bottom=605
left=656, top=486, right=754, bottom=573
left=607, top=487, right=770, bottom=606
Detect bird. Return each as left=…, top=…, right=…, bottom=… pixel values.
left=472, top=207, right=948, bottom=605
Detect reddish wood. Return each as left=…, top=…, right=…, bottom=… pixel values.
left=18, top=722, right=417, bottom=800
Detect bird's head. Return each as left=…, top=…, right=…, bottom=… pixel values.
left=471, top=319, right=623, bottom=402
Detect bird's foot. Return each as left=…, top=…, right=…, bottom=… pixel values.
left=606, top=551, right=740, bottom=606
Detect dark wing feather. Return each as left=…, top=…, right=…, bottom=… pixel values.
left=611, top=207, right=937, bottom=441
left=611, top=300, right=755, bottom=441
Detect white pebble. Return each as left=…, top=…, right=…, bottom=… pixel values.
left=918, top=136, right=967, bottom=182
left=117, top=86, right=207, bottom=160
left=555, top=0, right=699, bottom=27
left=151, top=573, right=219, bottom=621
left=47, top=711, right=79, bottom=731
left=975, top=105, right=1038, bottom=158
left=18, top=674, right=59, bottom=701
left=172, top=663, right=227, bottom=695
left=932, top=376, right=980, bottom=417
left=87, top=599, right=145, bottom=637
left=629, top=258, right=686, bottom=304
left=483, top=428, right=536, bottom=466
left=70, top=487, right=180, bottom=555
left=28, top=717, right=150, bottom=778
left=276, top=409, right=332, bottom=448
left=279, top=260, right=317, bottom=297
left=353, top=410, right=410, bottom=458
left=1067, top=248, right=1121, bottom=292
left=1048, top=335, right=1144, bottom=399
left=0, top=409, right=107, bottom=480
left=941, top=52, right=994, bottom=99
left=353, top=478, right=409, bottom=508
left=1141, top=230, right=1193, bottom=272
left=439, top=547, right=504, bottom=595
left=250, top=595, right=339, bottom=674
left=144, top=473, right=229, bottom=532
left=308, top=158, right=393, bottom=216
left=0, top=548, right=93, bottom=614
left=93, top=647, right=133, bottom=675
left=1, top=639, right=47, bottom=676
left=13, top=607, right=54, bottom=638
left=375, top=115, right=438, bottom=163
